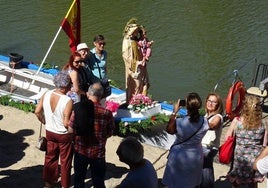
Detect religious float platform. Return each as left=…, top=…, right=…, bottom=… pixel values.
left=4, top=52, right=268, bottom=149
left=106, top=88, right=187, bottom=149
left=0, top=53, right=184, bottom=149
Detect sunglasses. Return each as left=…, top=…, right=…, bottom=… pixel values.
left=98, top=42, right=106, bottom=46
left=73, top=60, right=82, bottom=64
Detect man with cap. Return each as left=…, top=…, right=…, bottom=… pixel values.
left=76, top=43, right=100, bottom=92
left=77, top=43, right=91, bottom=67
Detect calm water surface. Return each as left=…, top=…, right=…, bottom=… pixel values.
left=0, top=0, right=267, bottom=103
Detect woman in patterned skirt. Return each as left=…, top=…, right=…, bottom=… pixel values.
left=225, top=94, right=268, bottom=188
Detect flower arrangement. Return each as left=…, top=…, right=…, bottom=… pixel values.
left=105, top=100, right=120, bottom=113
left=128, top=94, right=153, bottom=113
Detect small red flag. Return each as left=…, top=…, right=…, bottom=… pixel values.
left=61, top=0, right=81, bottom=53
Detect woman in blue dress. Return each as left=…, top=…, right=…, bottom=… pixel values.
left=162, top=92, right=209, bottom=188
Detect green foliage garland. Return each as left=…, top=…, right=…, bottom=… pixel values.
left=118, top=113, right=170, bottom=135
left=0, top=95, right=36, bottom=113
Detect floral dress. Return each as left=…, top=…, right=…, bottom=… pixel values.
left=227, top=119, right=266, bottom=184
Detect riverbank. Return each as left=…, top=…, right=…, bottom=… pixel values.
left=0, top=105, right=266, bottom=187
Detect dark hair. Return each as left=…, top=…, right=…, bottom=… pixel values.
left=93, top=35, right=105, bottom=42
left=116, top=136, right=144, bottom=165
left=186, top=92, right=202, bottom=122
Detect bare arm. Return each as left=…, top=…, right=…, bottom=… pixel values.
left=166, top=115, right=177, bottom=134
left=208, top=115, right=222, bottom=130
left=70, top=70, right=85, bottom=95
left=224, top=117, right=238, bottom=140
left=166, top=99, right=182, bottom=134
left=253, top=146, right=268, bottom=170
left=35, top=94, right=45, bottom=124
left=262, top=119, right=268, bottom=146
left=63, top=100, right=73, bottom=129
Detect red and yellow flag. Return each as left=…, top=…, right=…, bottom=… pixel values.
left=61, top=0, right=81, bottom=53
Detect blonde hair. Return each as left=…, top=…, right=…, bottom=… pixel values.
left=241, top=94, right=262, bottom=129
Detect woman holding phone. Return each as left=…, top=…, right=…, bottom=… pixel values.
left=162, top=92, right=209, bottom=188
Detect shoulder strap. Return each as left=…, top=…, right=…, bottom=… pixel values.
left=92, top=54, right=102, bottom=79
left=170, top=117, right=204, bottom=150
left=207, top=114, right=216, bottom=121
left=38, top=123, right=44, bottom=139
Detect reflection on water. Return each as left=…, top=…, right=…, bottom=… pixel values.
left=0, top=0, right=267, bottom=102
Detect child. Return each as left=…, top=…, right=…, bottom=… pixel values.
left=138, top=27, right=154, bottom=61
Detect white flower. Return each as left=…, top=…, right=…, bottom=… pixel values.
left=127, top=104, right=133, bottom=109
left=138, top=120, right=141, bottom=124
left=124, top=122, right=128, bottom=126
left=141, top=108, right=146, bottom=112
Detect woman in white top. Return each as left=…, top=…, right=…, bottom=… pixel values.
left=35, top=71, right=73, bottom=188
left=200, top=93, right=224, bottom=188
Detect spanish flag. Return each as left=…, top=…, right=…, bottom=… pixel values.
left=61, top=0, right=81, bottom=53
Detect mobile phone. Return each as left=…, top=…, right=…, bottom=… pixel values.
left=179, top=99, right=186, bottom=106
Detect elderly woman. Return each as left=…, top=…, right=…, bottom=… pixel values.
left=122, top=18, right=148, bottom=103
left=35, top=71, right=73, bottom=188
left=116, top=136, right=158, bottom=188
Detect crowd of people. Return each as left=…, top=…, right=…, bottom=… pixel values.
left=33, top=18, right=268, bottom=188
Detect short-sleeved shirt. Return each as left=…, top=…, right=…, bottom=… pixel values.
left=69, top=101, right=114, bottom=158
left=90, top=48, right=107, bottom=79
left=119, top=159, right=158, bottom=188
left=257, top=156, right=268, bottom=175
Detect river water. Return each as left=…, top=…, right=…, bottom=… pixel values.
left=0, top=0, right=267, bottom=103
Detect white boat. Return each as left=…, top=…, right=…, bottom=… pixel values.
left=0, top=54, right=57, bottom=103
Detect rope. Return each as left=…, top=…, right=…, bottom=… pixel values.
left=152, top=149, right=169, bottom=171
left=10, top=62, right=15, bottom=93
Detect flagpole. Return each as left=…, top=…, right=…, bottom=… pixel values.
left=32, top=0, right=77, bottom=83
left=35, top=26, right=62, bottom=75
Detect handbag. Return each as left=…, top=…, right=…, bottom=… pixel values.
left=36, top=123, right=47, bottom=152
left=218, top=135, right=235, bottom=164
left=100, top=78, right=111, bottom=98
